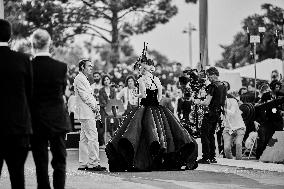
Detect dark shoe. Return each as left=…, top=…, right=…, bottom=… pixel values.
left=87, top=165, right=107, bottom=171
left=185, top=161, right=198, bottom=170
left=197, top=158, right=210, bottom=164
left=210, top=158, right=217, bottom=163
left=78, top=166, right=87, bottom=171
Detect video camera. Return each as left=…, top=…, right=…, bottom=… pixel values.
left=179, top=69, right=207, bottom=99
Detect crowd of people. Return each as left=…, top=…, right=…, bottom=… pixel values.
left=1, top=17, right=284, bottom=189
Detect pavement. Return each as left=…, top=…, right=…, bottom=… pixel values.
left=1, top=149, right=284, bottom=189
left=213, top=157, right=284, bottom=173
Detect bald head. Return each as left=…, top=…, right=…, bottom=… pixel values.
left=31, top=29, right=51, bottom=51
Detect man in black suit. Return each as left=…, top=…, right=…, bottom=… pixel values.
left=0, top=19, right=33, bottom=189
left=255, top=80, right=284, bottom=159
left=30, top=29, right=71, bottom=189
left=194, top=67, right=227, bottom=164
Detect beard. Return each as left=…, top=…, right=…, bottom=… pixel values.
left=94, top=79, right=101, bottom=84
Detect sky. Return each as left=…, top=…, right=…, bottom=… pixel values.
left=129, top=0, right=284, bottom=69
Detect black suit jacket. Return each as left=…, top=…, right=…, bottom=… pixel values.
left=32, top=56, right=71, bottom=134
left=255, top=94, right=284, bottom=131
left=0, top=46, right=33, bottom=137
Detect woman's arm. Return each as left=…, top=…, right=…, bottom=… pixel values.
left=155, top=77, right=162, bottom=102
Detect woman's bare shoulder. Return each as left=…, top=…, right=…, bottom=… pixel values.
left=153, top=76, right=161, bottom=85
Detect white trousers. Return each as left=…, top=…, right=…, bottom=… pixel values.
left=79, top=118, right=100, bottom=167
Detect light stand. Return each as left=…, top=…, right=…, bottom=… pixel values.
left=183, top=22, right=196, bottom=68
left=247, top=27, right=265, bottom=99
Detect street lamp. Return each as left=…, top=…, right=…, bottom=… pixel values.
left=247, top=26, right=266, bottom=98
left=183, top=22, right=196, bottom=68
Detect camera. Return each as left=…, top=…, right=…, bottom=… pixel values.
left=179, top=69, right=206, bottom=99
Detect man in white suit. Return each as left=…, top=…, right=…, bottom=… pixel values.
left=74, top=59, right=106, bottom=171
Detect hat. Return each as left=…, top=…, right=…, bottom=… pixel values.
left=239, top=103, right=255, bottom=123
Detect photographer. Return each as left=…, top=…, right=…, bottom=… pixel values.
left=177, top=94, right=193, bottom=122
left=194, top=67, right=227, bottom=164
left=177, top=70, right=193, bottom=122
left=255, top=80, right=284, bottom=159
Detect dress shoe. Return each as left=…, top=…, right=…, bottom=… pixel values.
left=87, top=165, right=107, bottom=171
left=78, top=166, right=88, bottom=171
left=210, top=158, right=217, bottom=163
left=185, top=160, right=198, bottom=170
left=197, top=158, right=210, bottom=164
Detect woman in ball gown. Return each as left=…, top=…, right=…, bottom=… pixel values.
left=105, top=57, right=198, bottom=172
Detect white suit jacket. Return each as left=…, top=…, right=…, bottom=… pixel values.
left=74, top=72, right=99, bottom=119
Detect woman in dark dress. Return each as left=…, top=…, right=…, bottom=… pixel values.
left=98, top=75, right=116, bottom=144
left=105, top=57, right=198, bottom=172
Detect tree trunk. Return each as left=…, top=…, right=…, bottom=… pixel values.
left=110, top=9, right=119, bottom=69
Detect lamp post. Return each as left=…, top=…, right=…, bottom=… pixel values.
left=0, top=0, right=4, bottom=19
left=247, top=26, right=265, bottom=98
left=183, top=22, right=196, bottom=68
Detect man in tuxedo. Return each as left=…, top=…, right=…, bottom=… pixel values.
left=74, top=59, right=106, bottom=171
left=30, top=29, right=71, bottom=189
left=0, top=19, right=33, bottom=189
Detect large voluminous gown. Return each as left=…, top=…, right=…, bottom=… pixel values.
left=105, top=86, right=198, bottom=172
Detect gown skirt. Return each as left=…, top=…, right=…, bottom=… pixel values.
left=105, top=102, right=198, bottom=172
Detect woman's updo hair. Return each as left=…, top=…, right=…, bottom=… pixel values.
left=133, top=43, right=154, bottom=71
left=134, top=58, right=155, bottom=70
